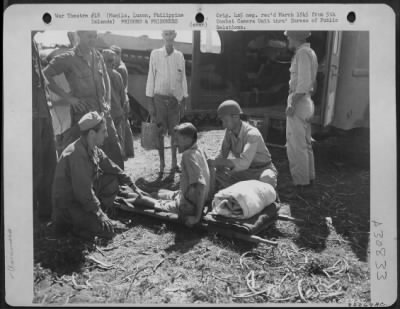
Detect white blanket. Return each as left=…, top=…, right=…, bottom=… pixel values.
left=211, top=180, right=276, bottom=219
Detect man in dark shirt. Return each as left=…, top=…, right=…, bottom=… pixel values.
left=32, top=31, right=57, bottom=221
left=110, top=44, right=135, bottom=158
left=52, top=111, right=145, bottom=239
left=43, top=30, right=124, bottom=169
left=102, top=49, right=127, bottom=160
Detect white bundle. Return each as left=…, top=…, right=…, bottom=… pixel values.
left=211, top=180, right=276, bottom=219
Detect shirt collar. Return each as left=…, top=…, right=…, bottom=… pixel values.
left=188, top=142, right=199, bottom=151
left=79, top=136, right=96, bottom=158
left=163, top=46, right=175, bottom=57
left=74, top=45, right=94, bottom=58
left=230, top=120, right=245, bottom=139
left=296, top=42, right=310, bottom=52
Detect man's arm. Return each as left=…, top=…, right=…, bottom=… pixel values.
left=119, top=65, right=129, bottom=90
left=183, top=182, right=207, bottom=226
left=181, top=54, right=188, bottom=99
left=145, top=51, right=156, bottom=118
left=231, top=131, right=260, bottom=172
left=295, top=49, right=314, bottom=95
left=216, top=131, right=231, bottom=159
left=99, top=53, right=112, bottom=111
left=98, top=149, right=144, bottom=197
left=181, top=153, right=208, bottom=226
left=291, top=49, right=313, bottom=107
left=43, top=54, right=89, bottom=112
left=286, top=50, right=314, bottom=117
left=69, top=154, right=102, bottom=213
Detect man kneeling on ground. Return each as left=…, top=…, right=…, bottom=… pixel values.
left=119, top=123, right=212, bottom=228
left=52, top=111, right=147, bottom=240
left=209, top=100, right=278, bottom=190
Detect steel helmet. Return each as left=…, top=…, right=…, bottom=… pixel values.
left=217, top=100, right=243, bottom=117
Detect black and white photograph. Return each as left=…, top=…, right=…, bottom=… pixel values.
left=4, top=3, right=397, bottom=307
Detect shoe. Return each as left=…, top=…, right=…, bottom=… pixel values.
left=171, top=164, right=182, bottom=173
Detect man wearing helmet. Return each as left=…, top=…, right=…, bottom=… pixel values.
left=284, top=31, right=318, bottom=191
left=209, top=100, right=278, bottom=190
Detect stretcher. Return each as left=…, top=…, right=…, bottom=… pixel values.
left=118, top=202, right=298, bottom=245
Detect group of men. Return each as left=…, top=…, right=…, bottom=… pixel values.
left=32, top=29, right=318, bottom=240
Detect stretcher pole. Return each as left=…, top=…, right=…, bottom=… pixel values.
left=198, top=222, right=278, bottom=246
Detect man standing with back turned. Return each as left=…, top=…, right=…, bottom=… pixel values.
left=284, top=31, right=318, bottom=194
left=43, top=30, right=124, bottom=169
left=146, top=30, right=188, bottom=174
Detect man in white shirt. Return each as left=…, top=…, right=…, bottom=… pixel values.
left=284, top=31, right=318, bottom=191
left=146, top=30, right=189, bottom=174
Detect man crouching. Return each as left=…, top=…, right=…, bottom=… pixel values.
left=51, top=111, right=146, bottom=240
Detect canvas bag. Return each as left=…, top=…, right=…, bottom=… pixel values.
left=141, top=117, right=160, bottom=150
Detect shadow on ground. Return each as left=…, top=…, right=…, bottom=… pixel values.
left=33, top=215, right=108, bottom=276
left=270, top=137, right=370, bottom=261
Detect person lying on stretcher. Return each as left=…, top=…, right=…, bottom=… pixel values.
left=117, top=123, right=213, bottom=227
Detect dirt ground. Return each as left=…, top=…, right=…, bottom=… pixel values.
left=33, top=127, right=370, bottom=305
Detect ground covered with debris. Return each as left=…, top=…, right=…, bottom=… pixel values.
left=33, top=128, right=370, bottom=305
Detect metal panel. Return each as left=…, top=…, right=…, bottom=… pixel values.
left=323, top=31, right=342, bottom=126
left=331, top=31, right=369, bottom=130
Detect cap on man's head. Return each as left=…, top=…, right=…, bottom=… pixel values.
left=102, top=49, right=116, bottom=62
left=78, top=111, right=104, bottom=131
left=174, top=122, right=197, bottom=140
left=217, top=100, right=243, bottom=117
left=110, top=45, right=122, bottom=55
left=284, top=31, right=311, bottom=41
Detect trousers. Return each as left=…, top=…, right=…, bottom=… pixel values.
left=215, top=162, right=278, bottom=190
left=286, top=94, right=316, bottom=185
left=52, top=174, right=119, bottom=239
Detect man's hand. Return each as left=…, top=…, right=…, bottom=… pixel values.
left=179, top=98, right=187, bottom=118
left=286, top=105, right=295, bottom=117
left=97, top=211, right=115, bottom=233
left=135, top=188, right=144, bottom=199
left=213, top=158, right=234, bottom=169
left=123, top=101, right=130, bottom=115
left=136, top=188, right=152, bottom=198
left=184, top=216, right=199, bottom=228
left=67, top=96, right=89, bottom=113
left=147, top=97, right=156, bottom=121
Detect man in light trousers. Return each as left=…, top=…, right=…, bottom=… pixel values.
left=284, top=31, right=318, bottom=194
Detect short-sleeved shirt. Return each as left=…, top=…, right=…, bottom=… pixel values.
left=32, top=39, right=51, bottom=119
left=108, top=68, right=125, bottom=120
left=45, top=45, right=110, bottom=116
left=218, top=121, right=272, bottom=172
left=52, top=137, right=133, bottom=213
left=289, top=43, right=318, bottom=95
left=179, top=143, right=211, bottom=206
